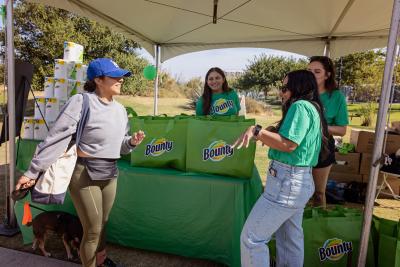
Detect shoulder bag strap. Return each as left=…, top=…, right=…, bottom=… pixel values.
left=75, top=93, right=90, bottom=146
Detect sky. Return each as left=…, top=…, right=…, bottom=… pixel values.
left=136, top=47, right=306, bottom=82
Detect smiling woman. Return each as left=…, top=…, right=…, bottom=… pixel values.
left=15, top=58, right=146, bottom=267
left=195, top=67, right=241, bottom=116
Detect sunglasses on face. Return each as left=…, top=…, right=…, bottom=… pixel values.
left=280, top=84, right=289, bottom=93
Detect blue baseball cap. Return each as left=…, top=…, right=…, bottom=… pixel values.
left=87, top=58, right=131, bottom=81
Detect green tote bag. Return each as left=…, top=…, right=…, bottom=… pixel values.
left=302, top=207, right=375, bottom=267
left=376, top=218, right=400, bottom=267
left=130, top=116, right=188, bottom=171
left=186, top=117, right=256, bottom=178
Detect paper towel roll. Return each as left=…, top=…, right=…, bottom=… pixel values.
left=44, top=77, right=55, bottom=98
left=63, top=42, right=84, bottom=62
left=75, top=80, right=84, bottom=94
left=22, top=117, right=34, bottom=139
left=33, top=119, right=49, bottom=140
left=54, top=59, right=68, bottom=79
left=75, top=63, right=88, bottom=81
left=34, top=97, right=46, bottom=119
left=54, top=78, right=68, bottom=100
left=59, top=99, right=67, bottom=110
left=45, top=98, right=60, bottom=122
left=66, top=61, right=77, bottom=80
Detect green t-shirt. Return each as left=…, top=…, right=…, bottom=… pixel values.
left=320, top=90, right=349, bottom=126
left=268, top=100, right=322, bottom=167
left=195, top=90, right=241, bottom=116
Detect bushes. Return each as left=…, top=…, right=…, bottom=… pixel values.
left=245, top=97, right=272, bottom=115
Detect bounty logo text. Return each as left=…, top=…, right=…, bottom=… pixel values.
left=319, top=238, right=353, bottom=262
left=145, top=138, right=173, bottom=157
left=203, top=140, right=234, bottom=162
left=211, top=99, right=234, bottom=115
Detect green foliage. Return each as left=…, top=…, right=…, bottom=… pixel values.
left=185, top=77, right=203, bottom=92
left=358, top=102, right=377, bottom=126
left=335, top=50, right=386, bottom=101
left=235, top=55, right=307, bottom=94
left=183, top=77, right=203, bottom=110
left=1, top=1, right=148, bottom=95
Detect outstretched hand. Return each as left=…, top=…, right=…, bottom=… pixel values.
left=231, top=126, right=255, bottom=149
left=130, top=130, right=146, bottom=146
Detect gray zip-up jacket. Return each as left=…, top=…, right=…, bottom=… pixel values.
left=24, top=93, right=135, bottom=179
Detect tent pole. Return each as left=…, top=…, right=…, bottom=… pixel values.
left=153, top=44, right=160, bottom=116
left=323, top=39, right=330, bottom=57
left=357, top=0, right=400, bottom=266
left=6, top=0, right=16, bottom=228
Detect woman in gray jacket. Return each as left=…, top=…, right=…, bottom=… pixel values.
left=16, top=58, right=145, bottom=267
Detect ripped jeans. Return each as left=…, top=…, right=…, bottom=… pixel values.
left=69, top=161, right=117, bottom=267
left=241, top=160, right=315, bottom=267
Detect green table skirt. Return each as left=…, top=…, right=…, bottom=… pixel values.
left=14, top=139, right=263, bottom=267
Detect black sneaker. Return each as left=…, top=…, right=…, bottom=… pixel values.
left=99, top=257, right=123, bottom=267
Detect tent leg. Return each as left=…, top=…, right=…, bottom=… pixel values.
left=357, top=0, right=400, bottom=266
left=323, top=40, right=330, bottom=57
left=0, top=0, right=19, bottom=236
left=153, top=44, right=160, bottom=116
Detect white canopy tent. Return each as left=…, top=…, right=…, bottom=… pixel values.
left=29, top=0, right=395, bottom=61
left=3, top=1, right=400, bottom=266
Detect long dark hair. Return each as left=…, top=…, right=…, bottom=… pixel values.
left=277, top=70, right=330, bottom=158
left=309, top=56, right=338, bottom=92
left=201, top=67, right=231, bottom=115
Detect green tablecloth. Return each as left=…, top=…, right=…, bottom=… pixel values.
left=14, top=139, right=263, bottom=267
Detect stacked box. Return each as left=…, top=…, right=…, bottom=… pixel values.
left=329, top=128, right=400, bottom=199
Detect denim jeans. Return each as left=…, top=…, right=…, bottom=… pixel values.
left=241, top=160, right=315, bottom=267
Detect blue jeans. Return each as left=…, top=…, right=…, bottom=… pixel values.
left=241, top=160, right=315, bottom=267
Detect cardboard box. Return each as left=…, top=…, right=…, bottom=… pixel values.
left=362, top=173, right=383, bottom=184
left=359, top=153, right=372, bottom=175
left=350, top=129, right=400, bottom=154
left=329, top=172, right=363, bottom=183
left=386, top=176, right=400, bottom=196
left=350, top=129, right=375, bottom=153
left=392, top=121, right=400, bottom=133
left=331, top=152, right=360, bottom=174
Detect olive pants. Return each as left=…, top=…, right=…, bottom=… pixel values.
left=69, top=162, right=117, bottom=267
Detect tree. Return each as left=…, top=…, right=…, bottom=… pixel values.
left=1, top=1, right=149, bottom=95
left=235, top=55, right=307, bottom=95
left=335, top=50, right=386, bottom=102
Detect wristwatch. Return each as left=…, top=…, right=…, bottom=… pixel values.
left=253, top=124, right=262, bottom=138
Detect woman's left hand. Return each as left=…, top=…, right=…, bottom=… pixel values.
left=130, top=130, right=146, bottom=146
left=231, top=126, right=255, bottom=149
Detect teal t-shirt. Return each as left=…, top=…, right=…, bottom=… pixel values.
left=320, top=90, right=349, bottom=126
left=195, top=90, right=241, bottom=116
left=268, top=100, right=322, bottom=167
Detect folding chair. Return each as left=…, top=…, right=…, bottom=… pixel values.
left=375, top=171, right=400, bottom=201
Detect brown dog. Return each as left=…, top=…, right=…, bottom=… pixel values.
left=27, top=211, right=83, bottom=260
